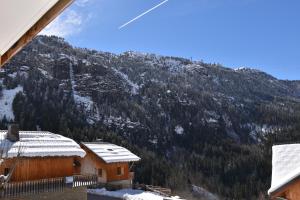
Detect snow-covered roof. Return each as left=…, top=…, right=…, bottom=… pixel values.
left=82, top=142, right=141, bottom=163
left=0, top=131, right=86, bottom=158
left=268, top=144, right=300, bottom=194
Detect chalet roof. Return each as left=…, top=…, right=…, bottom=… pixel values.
left=81, top=142, right=141, bottom=163
left=0, top=0, right=73, bottom=67
left=0, top=131, right=86, bottom=158
left=268, top=144, right=300, bottom=195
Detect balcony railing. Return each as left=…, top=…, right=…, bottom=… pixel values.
left=0, top=174, right=98, bottom=198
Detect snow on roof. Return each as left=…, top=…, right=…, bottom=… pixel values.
left=0, top=131, right=86, bottom=158
left=82, top=142, right=141, bottom=163
left=268, top=144, right=300, bottom=194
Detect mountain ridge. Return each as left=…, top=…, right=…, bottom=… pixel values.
left=1, top=35, right=300, bottom=199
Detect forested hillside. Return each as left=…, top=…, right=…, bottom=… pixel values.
left=1, top=35, right=300, bottom=199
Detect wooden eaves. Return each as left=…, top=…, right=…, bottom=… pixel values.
left=0, top=0, right=74, bottom=67
left=269, top=176, right=300, bottom=199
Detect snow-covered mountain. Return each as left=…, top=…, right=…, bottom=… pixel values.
left=1, top=35, right=300, bottom=199
left=2, top=35, right=299, bottom=143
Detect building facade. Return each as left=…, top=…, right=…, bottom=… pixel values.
left=80, top=142, right=140, bottom=187
left=0, top=128, right=86, bottom=182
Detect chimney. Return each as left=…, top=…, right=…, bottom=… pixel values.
left=7, top=124, right=19, bottom=142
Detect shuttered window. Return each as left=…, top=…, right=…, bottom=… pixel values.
left=117, top=167, right=124, bottom=176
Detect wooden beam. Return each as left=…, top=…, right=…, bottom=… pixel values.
left=0, top=0, right=74, bottom=67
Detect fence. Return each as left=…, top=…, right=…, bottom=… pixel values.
left=0, top=174, right=97, bottom=198
left=133, top=184, right=172, bottom=197
left=73, top=174, right=97, bottom=187
left=145, top=185, right=172, bottom=197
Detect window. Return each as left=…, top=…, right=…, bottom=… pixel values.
left=98, top=168, right=103, bottom=177
left=117, top=167, right=124, bottom=176
left=4, top=168, right=10, bottom=176
left=73, top=159, right=81, bottom=167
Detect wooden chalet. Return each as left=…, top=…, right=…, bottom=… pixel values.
left=0, top=126, right=86, bottom=182
left=269, top=144, right=300, bottom=200
left=80, top=142, right=141, bottom=187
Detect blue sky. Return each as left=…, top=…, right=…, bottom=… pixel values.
left=42, top=0, right=300, bottom=80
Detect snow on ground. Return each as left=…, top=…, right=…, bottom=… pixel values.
left=145, top=57, right=183, bottom=73
left=192, top=185, right=219, bottom=200
left=207, top=118, right=218, bottom=123
left=113, top=68, right=139, bottom=95
left=174, top=125, right=184, bottom=135
left=81, top=59, right=91, bottom=66
left=234, top=67, right=246, bottom=71
left=0, top=86, right=23, bottom=120
left=88, top=188, right=184, bottom=200
left=38, top=53, right=51, bottom=58
left=184, top=63, right=204, bottom=72
left=73, top=94, right=93, bottom=110
left=234, top=67, right=262, bottom=73
left=163, top=58, right=182, bottom=72
left=72, top=91, right=100, bottom=124
left=20, top=66, right=30, bottom=70
left=241, top=123, right=281, bottom=140
left=103, top=116, right=141, bottom=130
left=8, top=72, right=17, bottom=78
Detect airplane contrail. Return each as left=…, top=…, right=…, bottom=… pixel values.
left=119, top=0, right=169, bottom=29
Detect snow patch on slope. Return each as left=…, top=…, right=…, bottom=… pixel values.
left=175, top=125, right=184, bottom=135
left=103, top=116, right=141, bottom=130
left=38, top=68, right=53, bottom=79
left=0, top=86, right=23, bottom=120
left=69, top=63, right=100, bottom=123
left=192, top=185, right=219, bottom=200
left=113, top=68, right=139, bottom=95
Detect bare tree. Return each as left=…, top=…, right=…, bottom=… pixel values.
left=0, top=139, right=23, bottom=189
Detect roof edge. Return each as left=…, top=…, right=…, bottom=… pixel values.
left=268, top=169, right=300, bottom=196
left=80, top=142, right=141, bottom=163
left=0, top=0, right=74, bottom=67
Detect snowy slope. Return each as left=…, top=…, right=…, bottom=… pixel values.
left=0, top=85, right=23, bottom=120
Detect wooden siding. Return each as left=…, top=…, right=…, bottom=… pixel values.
left=80, top=145, right=130, bottom=183
left=0, top=157, right=76, bottom=182
left=285, top=180, right=300, bottom=200
left=271, top=177, right=300, bottom=200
